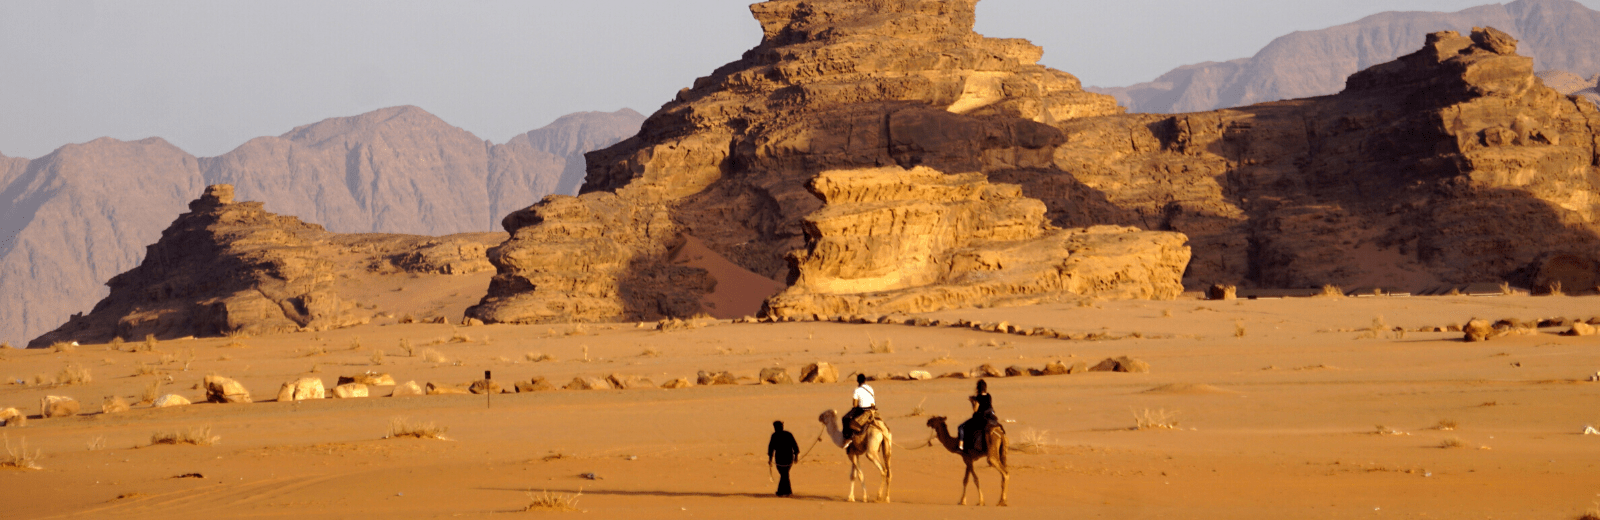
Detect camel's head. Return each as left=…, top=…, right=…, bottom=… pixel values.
left=926, top=416, right=948, bottom=429
left=819, top=409, right=838, bottom=425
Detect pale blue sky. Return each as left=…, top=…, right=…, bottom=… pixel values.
left=1, top=0, right=1594, bottom=159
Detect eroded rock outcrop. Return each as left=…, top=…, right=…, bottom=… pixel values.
left=30, top=186, right=507, bottom=346
left=765, top=166, right=1188, bottom=317
left=469, top=0, right=1138, bottom=324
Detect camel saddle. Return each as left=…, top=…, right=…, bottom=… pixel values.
left=848, top=409, right=882, bottom=444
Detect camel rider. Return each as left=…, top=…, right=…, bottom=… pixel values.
left=958, top=379, right=999, bottom=451
left=841, top=373, right=876, bottom=445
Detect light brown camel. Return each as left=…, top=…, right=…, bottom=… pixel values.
left=818, top=409, right=892, bottom=503
left=926, top=415, right=1009, bottom=506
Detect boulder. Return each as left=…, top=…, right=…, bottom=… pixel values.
left=800, top=362, right=838, bottom=384
left=468, top=379, right=502, bottom=395
left=1042, top=360, right=1072, bottom=375
left=277, top=378, right=326, bottom=401
left=515, top=377, right=558, bottom=393
left=332, top=383, right=369, bottom=398
left=1004, top=366, right=1030, bottom=377
left=566, top=377, right=614, bottom=390
left=759, top=367, right=793, bottom=385
left=203, top=375, right=252, bottom=404
left=907, top=370, right=933, bottom=381
left=391, top=381, right=425, bottom=397
left=102, top=396, right=130, bottom=414
left=1068, top=361, right=1090, bottom=374
left=0, top=407, right=22, bottom=427
left=338, top=372, right=396, bottom=387
left=974, top=364, right=1005, bottom=378
left=661, top=377, right=695, bottom=389
left=1090, top=357, right=1150, bottom=373
left=425, top=382, right=469, bottom=395
left=1568, top=322, right=1598, bottom=337
left=696, top=371, right=739, bottom=386
left=152, top=394, right=191, bottom=408
left=1464, top=319, right=1497, bottom=342
left=41, top=396, right=80, bottom=418
left=1207, top=285, right=1237, bottom=301
left=607, top=374, right=656, bottom=390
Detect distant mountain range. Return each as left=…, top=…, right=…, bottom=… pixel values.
left=1090, top=0, right=1600, bottom=113
left=0, top=107, right=643, bottom=345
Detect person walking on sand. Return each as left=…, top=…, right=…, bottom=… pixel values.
left=768, top=420, right=800, bottom=496
left=841, top=373, right=876, bottom=448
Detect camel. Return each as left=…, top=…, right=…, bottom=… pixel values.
left=926, top=415, right=1008, bottom=506
left=818, top=409, right=892, bottom=503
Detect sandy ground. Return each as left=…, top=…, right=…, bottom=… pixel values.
left=2, top=294, right=1599, bottom=519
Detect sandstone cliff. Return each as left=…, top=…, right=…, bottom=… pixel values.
left=30, top=185, right=506, bottom=346
left=1092, top=0, right=1600, bottom=113
left=0, top=107, right=641, bottom=345
left=468, top=0, right=1183, bottom=324
left=1044, top=27, right=1600, bottom=292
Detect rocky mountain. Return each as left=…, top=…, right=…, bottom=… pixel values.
left=31, top=185, right=506, bottom=346
left=1537, top=69, right=1600, bottom=103
left=467, top=0, right=1188, bottom=324
left=469, top=0, right=1600, bottom=327
left=0, top=107, right=642, bottom=346
left=1091, top=0, right=1600, bottom=113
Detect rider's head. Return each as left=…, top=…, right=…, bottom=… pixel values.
left=856, top=373, right=867, bottom=385
left=773, top=420, right=785, bottom=432
left=976, top=379, right=988, bottom=394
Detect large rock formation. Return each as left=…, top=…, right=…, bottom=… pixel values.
left=1043, top=27, right=1600, bottom=291
left=29, top=185, right=506, bottom=346
left=0, top=107, right=641, bottom=345
left=1092, top=0, right=1600, bottom=113
left=468, top=0, right=1182, bottom=324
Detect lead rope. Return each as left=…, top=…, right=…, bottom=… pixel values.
left=796, top=425, right=827, bottom=464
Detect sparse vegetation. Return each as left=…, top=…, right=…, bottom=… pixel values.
left=109, top=337, right=125, bottom=350
left=868, top=336, right=895, bottom=354
left=448, top=329, right=471, bottom=344
left=524, top=488, right=582, bottom=512
left=526, top=352, right=555, bottom=363
left=150, top=426, right=219, bottom=446
left=222, top=330, right=249, bottom=348
left=567, top=323, right=589, bottom=336
left=56, top=364, right=91, bottom=386
left=1318, top=284, right=1346, bottom=298
left=302, top=347, right=328, bottom=358
left=922, top=354, right=956, bottom=366
left=1010, top=428, right=1053, bottom=454
left=398, top=338, right=415, bottom=357
left=1161, top=309, right=1173, bottom=318
left=1546, top=281, right=1566, bottom=296
left=2, top=434, right=42, bottom=470
left=86, top=436, right=106, bottom=451
left=141, top=334, right=158, bottom=352
left=50, top=341, right=75, bottom=353
left=422, top=349, right=447, bottom=364
left=0, top=341, right=10, bottom=350
left=1132, top=408, right=1181, bottom=430
left=1434, top=419, right=1458, bottom=431
left=1438, top=436, right=1466, bottom=449
left=639, top=347, right=660, bottom=358
left=1234, top=320, right=1247, bottom=338
left=908, top=397, right=926, bottom=417
left=141, top=381, right=162, bottom=404
left=386, top=417, right=450, bottom=440
left=370, top=350, right=386, bottom=366
left=349, top=337, right=363, bottom=351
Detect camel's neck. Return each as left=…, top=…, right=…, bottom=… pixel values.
left=823, top=416, right=847, bottom=448
left=931, top=422, right=962, bottom=454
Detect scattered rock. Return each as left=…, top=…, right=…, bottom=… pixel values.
left=1068, top=361, right=1090, bottom=374
left=425, top=382, right=469, bottom=395
left=203, top=375, right=251, bottom=404
left=332, top=383, right=369, bottom=398
left=102, top=396, right=130, bottom=414
left=565, top=377, right=613, bottom=391
left=1004, top=366, right=1030, bottom=377
left=1042, top=360, right=1072, bottom=375
left=697, top=370, right=738, bottom=386
left=759, top=367, right=793, bottom=385
left=391, top=381, right=425, bottom=397
left=0, top=408, right=24, bottom=427
left=468, top=379, right=502, bottom=395
left=338, top=372, right=396, bottom=387
left=1091, top=357, right=1150, bottom=373
left=152, top=394, right=191, bottom=408
left=974, top=364, right=1005, bottom=378
left=907, top=370, right=933, bottom=381
left=1207, top=284, right=1238, bottom=301
left=607, top=374, right=656, bottom=390
left=1568, top=322, right=1597, bottom=337
left=1463, top=319, right=1497, bottom=342
left=800, top=363, right=838, bottom=384
left=661, top=377, right=695, bottom=389
left=515, top=377, right=557, bottom=393
left=40, top=395, right=80, bottom=418
left=277, top=378, right=326, bottom=401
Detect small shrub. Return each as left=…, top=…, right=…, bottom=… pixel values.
left=141, top=381, right=162, bottom=404
left=1010, top=428, right=1053, bottom=454
left=492, top=356, right=510, bottom=364
left=301, top=347, right=328, bottom=358
left=1546, top=281, right=1566, bottom=297
left=1234, top=321, right=1247, bottom=338
left=56, top=364, right=91, bottom=386
left=395, top=339, right=415, bottom=358
left=526, top=352, right=555, bottom=363
left=109, top=337, right=125, bottom=350
left=86, top=436, right=106, bottom=451
left=50, top=342, right=75, bottom=353
left=639, top=347, right=660, bottom=358
left=141, top=334, right=158, bottom=352
left=349, top=337, right=363, bottom=351
left=1132, top=408, right=1180, bottom=430
left=387, top=417, right=449, bottom=440
left=448, top=329, right=471, bottom=344
left=0, top=341, right=10, bottom=349
left=922, top=354, right=956, bottom=366
left=1438, top=436, right=1466, bottom=449
left=370, top=350, right=385, bottom=366
left=160, top=352, right=177, bottom=364
left=1318, top=284, right=1346, bottom=298
left=524, top=489, right=582, bottom=512
left=422, top=349, right=447, bottom=364
left=1434, top=419, right=1458, bottom=431
left=567, top=323, right=588, bottom=337
left=868, top=336, right=895, bottom=354
left=150, top=426, right=219, bottom=446
left=2, top=434, right=42, bottom=470
left=31, top=374, right=53, bottom=386
left=908, top=397, right=926, bottom=417
left=1161, top=309, right=1173, bottom=318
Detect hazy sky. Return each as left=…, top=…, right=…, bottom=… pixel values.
left=2, top=0, right=1596, bottom=159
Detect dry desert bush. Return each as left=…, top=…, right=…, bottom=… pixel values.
left=2, top=434, right=42, bottom=470
left=150, top=426, right=219, bottom=446
left=639, top=347, right=661, bottom=358
left=526, top=352, right=555, bottom=363
left=1133, top=408, right=1181, bottom=430
left=448, top=329, right=472, bottom=344
left=398, top=338, right=415, bottom=357
left=108, top=337, right=125, bottom=350
left=1434, top=419, right=1459, bottom=431
left=1318, top=284, right=1346, bottom=298
left=301, top=347, right=328, bottom=358
left=524, top=488, right=582, bottom=512
left=140, top=334, right=158, bottom=352
left=1233, top=321, right=1247, bottom=338
left=1010, top=428, right=1053, bottom=454
left=868, top=336, right=895, bottom=354
left=1438, top=436, right=1467, bottom=449
left=140, top=381, right=162, bottom=404
left=421, top=349, right=447, bottom=364
left=370, top=350, right=386, bottom=366
left=0, top=341, right=10, bottom=350
left=56, top=364, right=91, bottom=386
left=922, top=354, right=956, bottom=366
left=134, top=363, right=160, bottom=377
left=50, top=341, right=75, bottom=353
left=386, top=417, right=449, bottom=440
left=86, top=436, right=106, bottom=451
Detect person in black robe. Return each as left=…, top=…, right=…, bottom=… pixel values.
left=767, top=420, right=800, bottom=496
left=958, top=379, right=997, bottom=452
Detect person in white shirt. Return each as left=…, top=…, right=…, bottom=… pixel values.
left=841, top=373, right=876, bottom=442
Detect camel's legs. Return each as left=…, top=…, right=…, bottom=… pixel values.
left=996, top=464, right=1009, bottom=507
left=959, top=461, right=973, bottom=505
left=847, top=458, right=861, bottom=502
left=971, top=458, right=985, bottom=506
left=879, top=440, right=892, bottom=503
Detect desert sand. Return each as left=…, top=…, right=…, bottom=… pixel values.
left=3, top=294, right=1599, bottom=519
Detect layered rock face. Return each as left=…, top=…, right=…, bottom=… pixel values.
left=1093, top=0, right=1600, bottom=113
left=469, top=0, right=1157, bottom=324
left=1043, top=27, right=1600, bottom=291
left=30, top=185, right=506, bottom=346
left=0, top=107, right=640, bottom=345
left=764, top=167, right=1188, bottom=317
